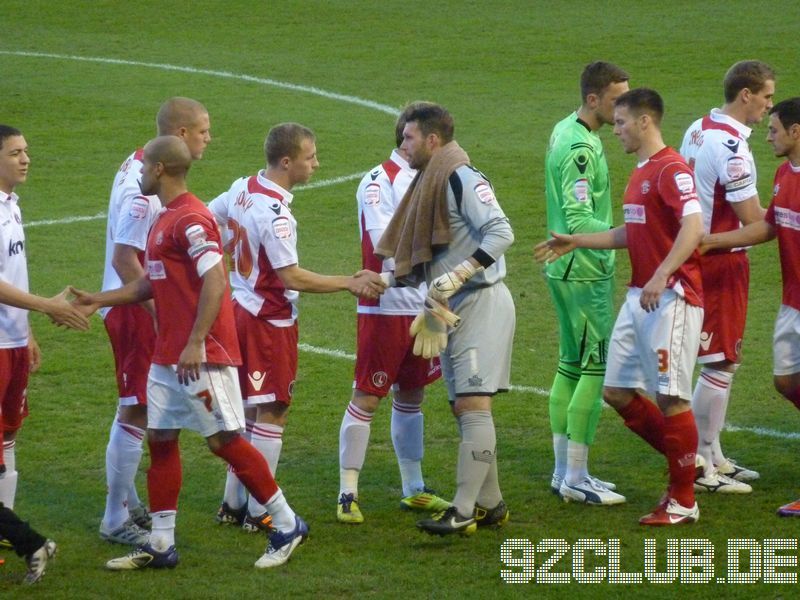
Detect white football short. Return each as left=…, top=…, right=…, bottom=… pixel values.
left=147, top=363, right=245, bottom=437
left=604, top=287, right=702, bottom=400
left=773, top=304, right=800, bottom=376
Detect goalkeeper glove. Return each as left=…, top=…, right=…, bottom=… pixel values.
left=410, top=297, right=455, bottom=358
left=429, top=259, right=482, bottom=302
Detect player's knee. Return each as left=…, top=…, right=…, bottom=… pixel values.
left=774, top=375, right=795, bottom=399
left=207, top=430, right=238, bottom=454
left=602, top=387, right=628, bottom=410
left=352, top=391, right=380, bottom=413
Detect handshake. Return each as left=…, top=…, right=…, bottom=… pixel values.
left=408, top=259, right=480, bottom=359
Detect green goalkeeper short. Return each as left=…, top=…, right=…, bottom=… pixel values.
left=546, top=277, right=614, bottom=368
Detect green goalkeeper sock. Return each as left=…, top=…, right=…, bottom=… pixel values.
left=549, top=361, right=580, bottom=435
left=566, top=363, right=605, bottom=445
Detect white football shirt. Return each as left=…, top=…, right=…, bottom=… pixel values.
left=0, top=191, right=29, bottom=348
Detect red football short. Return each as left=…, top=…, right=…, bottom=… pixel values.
left=235, top=303, right=297, bottom=406
left=354, top=313, right=441, bottom=397
left=697, top=251, right=749, bottom=364
left=0, top=347, right=30, bottom=433
left=104, top=304, right=156, bottom=405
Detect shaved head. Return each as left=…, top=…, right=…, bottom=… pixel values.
left=156, top=97, right=208, bottom=136
left=144, top=135, right=192, bottom=176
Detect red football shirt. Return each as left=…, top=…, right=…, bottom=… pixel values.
left=766, top=161, right=800, bottom=311
left=145, top=192, right=241, bottom=366
left=622, top=147, right=704, bottom=307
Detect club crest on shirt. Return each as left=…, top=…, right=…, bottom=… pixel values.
left=774, top=183, right=780, bottom=197
left=623, top=203, right=646, bottom=224
left=475, top=181, right=496, bottom=204
left=364, top=182, right=381, bottom=206
left=640, top=180, right=651, bottom=195
left=573, top=178, right=589, bottom=202
left=272, top=216, right=293, bottom=240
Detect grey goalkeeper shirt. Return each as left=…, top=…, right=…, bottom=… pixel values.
left=424, top=164, right=513, bottom=288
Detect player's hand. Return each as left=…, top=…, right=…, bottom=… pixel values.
left=533, top=232, right=577, bottom=264
left=28, top=333, right=42, bottom=373
left=349, top=269, right=387, bottom=299
left=429, top=259, right=480, bottom=303
left=409, top=297, right=453, bottom=358
left=177, top=340, right=204, bottom=385
left=46, top=288, right=91, bottom=330
left=640, top=273, right=668, bottom=313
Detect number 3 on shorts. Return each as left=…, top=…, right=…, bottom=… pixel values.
left=657, top=349, right=669, bottom=373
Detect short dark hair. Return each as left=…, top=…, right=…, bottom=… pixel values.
left=614, top=88, right=664, bottom=124
left=394, top=103, right=421, bottom=148
left=156, top=97, right=208, bottom=135
left=402, top=102, right=454, bottom=144
left=580, top=61, right=629, bottom=102
left=770, top=97, right=800, bottom=131
left=723, top=60, right=775, bottom=103
left=264, top=123, right=316, bottom=167
left=0, top=125, right=23, bottom=150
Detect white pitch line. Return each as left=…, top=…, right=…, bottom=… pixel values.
left=0, top=50, right=400, bottom=116
left=23, top=172, right=368, bottom=229
left=723, top=423, right=800, bottom=441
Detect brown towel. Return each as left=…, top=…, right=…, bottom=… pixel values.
left=375, top=141, right=470, bottom=282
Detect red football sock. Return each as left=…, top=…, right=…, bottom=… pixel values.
left=615, top=393, right=666, bottom=454
left=663, top=410, right=698, bottom=508
left=213, top=435, right=278, bottom=505
left=785, top=387, right=800, bottom=411
left=147, top=438, right=182, bottom=512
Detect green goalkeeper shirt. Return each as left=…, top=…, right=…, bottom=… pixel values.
left=544, top=112, right=615, bottom=281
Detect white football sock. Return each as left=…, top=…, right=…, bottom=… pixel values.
left=0, top=440, right=17, bottom=508
left=391, top=399, right=425, bottom=497
left=565, top=441, right=589, bottom=486
left=693, top=368, right=733, bottom=475
left=246, top=423, right=284, bottom=517
left=552, top=433, right=567, bottom=480
left=149, top=510, right=176, bottom=551
left=265, top=489, right=296, bottom=532
left=338, top=401, right=373, bottom=497
left=103, top=418, right=145, bottom=530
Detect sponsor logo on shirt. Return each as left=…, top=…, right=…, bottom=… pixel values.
left=364, top=182, right=381, bottom=206
left=148, top=260, right=166, bottom=280
left=774, top=206, right=800, bottom=231
left=475, top=181, right=496, bottom=204
left=272, top=216, right=293, bottom=240
left=129, top=196, right=149, bottom=220
left=726, top=156, right=747, bottom=180
left=674, top=172, right=696, bottom=195
left=573, top=178, right=589, bottom=202
left=185, top=224, right=218, bottom=259
left=7, top=239, right=24, bottom=256
left=623, top=204, right=646, bottom=224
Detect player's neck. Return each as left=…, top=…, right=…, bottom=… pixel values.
left=719, top=103, right=748, bottom=127
left=636, top=135, right=666, bottom=163
left=577, top=106, right=601, bottom=131
left=789, top=149, right=800, bottom=168
left=159, top=181, right=189, bottom=206
left=263, top=167, right=293, bottom=192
